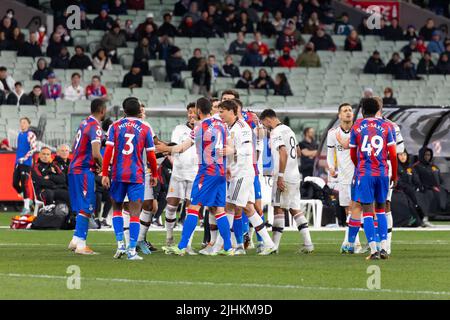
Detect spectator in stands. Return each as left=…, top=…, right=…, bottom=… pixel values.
left=445, top=42, right=450, bottom=56
left=251, top=0, right=264, bottom=11
left=64, top=72, right=85, bottom=101
left=249, top=32, right=269, bottom=56
left=46, top=32, right=64, bottom=59
left=309, top=28, right=336, bottom=51
left=382, top=87, right=397, bottom=105
left=202, top=14, right=224, bottom=38
left=42, top=73, right=62, bottom=100
left=131, top=39, right=153, bottom=76
left=32, top=147, right=69, bottom=206
left=219, top=7, right=237, bottom=34
left=296, top=42, right=321, bottom=67
left=86, top=75, right=108, bottom=101
left=404, top=24, right=418, bottom=41
left=124, top=19, right=135, bottom=41
left=419, top=18, right=437, bottom=41
left=334, top=12, right=353, bottom=36
left=174, top=0, right=190, bottom=16
left=344, top=30, right=362, bottom=52
left=10, top=28, right=25, bottom=52
left=208, top=55, right=225, bottom=81
left=303, top=11, right=320, bottom=35
left=241, top=42, right=263, bottom=67
left=234, top=11, right=254, bottom=34
left=373, top=18, right=387, bottom=37
left=279, top=0, right=297, bottom=19
left=28, top=85, right=46, bottom=106
left=127, top=0, right=144, bottom=10
left=0, top=138, right=12, bottom=151
left=237, top=0, right=259, bottom=23
left=2, top=9, right=17, bottom=29
left=78, top=7, right=92, bottom=30
left=319, top=4, right=335, bottom=27
left=357, top=17, right=374, bottom=36
left=273, top=73, right=293, bottom=96
left=401, top=38, right=419, bottom=58
left=18, top=32, right=42, bottom=58
left=298, top=127, right=318, bottom=178
left=384, top=18, right=404, bottom=41
left=0, top=16, right=13, bottom=39
left=0, top=88, right=5, bottom=105
left=53, top=24, right=73, bottom=47
left=263, top=48, right=279, bottom=67
left=136, top=22, right=157, bottom=42
left=166, top=46, right=187, bottom=88
left=385, top=52, right=402, bottom=75
left=395, top=57, right=421, bottom=80
left=178, top=15, right=196, bottom=37
left=136, top=13, right=159, bottom=36
left=436, top=52, right=450, bottom=74
left=157, top=34, right=174, bottom=60
left=35, top=25, right=49, bottom=52
left=92, top=48, right=113, bottom=71
left=6, top=82, right=31, bottom=106
left=417, top=37, right=428, bottom=54
left=69, top=46, right=93, bottom=70
left=101, top=23, right=127, bottom=62
left=363, top=87, right=374, bottom=98
left=191, top=58, right=211, bottom=96
left=110, top=0, right=128, bottom=15
left=33, top=58, right=52, bottom=83
left=228, top=32, right=248, bottom=56
left=276, top=23, right=301, bottom=50
left=93, top=5, right=115, bottom=31
left=277, top=47, right=296, bottom=68
left=257, top=12, right=277, bottom=38
left=184, top=1, right=201, bottom=23
left=417, top=51, right=437, bottom=75
left=0, top=31, right=12, bottom=51
left=363, top=51, right=385, bottom=74
left=53, top=144, right=71, bottom=176
left=188, top=48, right=203, bottom=71
left=427, top=31, right=445, bottom=54
left=272, top=11, right=285, bottom=33
left=158, top=13, right=178, bottom=37
left=122, top=63, right=143, bottom=88
left=222, top=55, right=240, bottom=78
left=50, top=46, right=70, bottom=69
left=252, top=68, right=274, bottom=92
left=0, top=66, right=15, bottom=95
left=235, top=69, right=253, bottom=89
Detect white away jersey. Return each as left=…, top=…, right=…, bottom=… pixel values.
left=270, top=124, right=301, bottom=183
left=228, top=119, right=255, bottom=178
left=326, top=126, right=354, bottom=184
left=171, top=123, right=198, bottom=181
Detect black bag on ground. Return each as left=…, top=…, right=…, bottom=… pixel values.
left=31, top=203, right=70, bottom=230
left=391, top=190, right=421, bottom=227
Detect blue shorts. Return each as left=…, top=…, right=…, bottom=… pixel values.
left=190, top=174, right=226, bottom=207
left=254, top=176, right=262, bottom=200
left=110, top=181, right=144, bottom=203
left=352, top=175, right=389, bottom=204
left=68, top=172, right=96, bottom=214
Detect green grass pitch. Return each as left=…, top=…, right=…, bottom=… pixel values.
left=1, top=213, right=450, bottom=300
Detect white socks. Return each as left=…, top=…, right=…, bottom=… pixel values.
left=343, top=215, right=350, bottom=246
left=123, top=210, right=130, bottom=247
left=386, top=211, right=393, bottom=253
left=165, top=204, right=178, bottom=241
left=138, top=210, right=152, bottom=242
left=248, top=213, right=274, bottom=248
left=209, top=213, right=217, bottom=244
left=24, top=198, right=31, bottom=210
left=272, top=214, right=285, bottom=249
left=293, top=213, right=312, bottom=246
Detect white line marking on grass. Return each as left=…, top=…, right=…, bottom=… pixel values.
left=0, top=272, right=449, bottom=297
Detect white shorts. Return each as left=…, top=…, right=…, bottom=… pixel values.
left=123, top=174, right=153, bottom=202
left=271, top=181, right=301, bottom=210
left=226, top=176, right=255, bottom=207
left=338, top=183, right=352, bottom=207
left=166, top=176, right=194, bottom=200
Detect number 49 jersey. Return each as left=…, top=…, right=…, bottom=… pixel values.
left=349, top=117, right=395, bottom=177
left=106, top=117, right=155, bottom=183
left=269, top=124, right=300, bottom=183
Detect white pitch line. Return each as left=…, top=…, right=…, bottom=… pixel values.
left=0, top=272, right=449, bottom=297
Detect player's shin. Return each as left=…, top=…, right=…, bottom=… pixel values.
left=165, top=204, right=178, bottom=243
left=272, top=213, right=285, bottom=250
left=112, top=210, right=125, bottom=248
left=233, top=213, right=244, bottom=247
left=74, top=211, right=90, bottom=249
left=255, top=210, right=264, bottom=244
left=138, top=210, right=152, bottom=242
left=178, top=208, right=199, bottom=250
left=386, top=210, right=393, bottom=253
left=128, top=216, right=140, bottom=253
left=209, top=213, right=218, bottom=244
left=226, top=211, right=236, bottom=247
left=347, top=218, right=361, bottom=248
left=343, top=214, right=350, bottom=246
left=248, top=213, right=274, bottom=247
left=376, top=208, right=388, bottom=251
left=216, top=212, right=232, bottom=251
left=293, top=213, right=313, bottom=246
left=362, top=212, right=377, bottom=254
left=122, top=210, right=130, bottom=247
left=374, top=220, right=380, bottom=250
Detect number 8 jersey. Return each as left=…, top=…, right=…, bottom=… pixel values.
left=106, top=117, right=155, bottom=183
left=349, top=117, right=395, bottom=177
left=269, top=123, right=300, bottom=183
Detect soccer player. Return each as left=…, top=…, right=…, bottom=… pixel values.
left=259, top=109, right=314, bottom=254
left=326, top=103, right=362, bottom=253
left=347, top=98, right=398, bottom=260
left=68, top=99, right=106, bottom=255
left=164, top=102, right=198, bottom=254
left=14, top=117, right=37, bottom=215
left=216, top=99, right=276, bottom=255
left=221, top=90, right=265, bottom=252
left=101, top=97, right=158, bottom=260
left=158, top=97, right=233, bottom=256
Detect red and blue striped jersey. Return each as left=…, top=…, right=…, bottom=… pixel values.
left=190, top=117, right=228, bottom=177
left=106, top=117, right=155, bottom=183
left=69, top=116, right=103, bottom=174
left=242, top=110, right=260, bottom=175
left=349, top=117, right=395, bottom=177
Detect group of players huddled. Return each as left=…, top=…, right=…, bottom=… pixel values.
left=66, top=89, right=403, bottom=261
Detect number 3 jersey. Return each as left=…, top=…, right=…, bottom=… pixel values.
left=349, top=117, right=395, bottom=177
left=106, top=117, right=155, bottom=183
left=269, top=123, right=300, bottom=183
